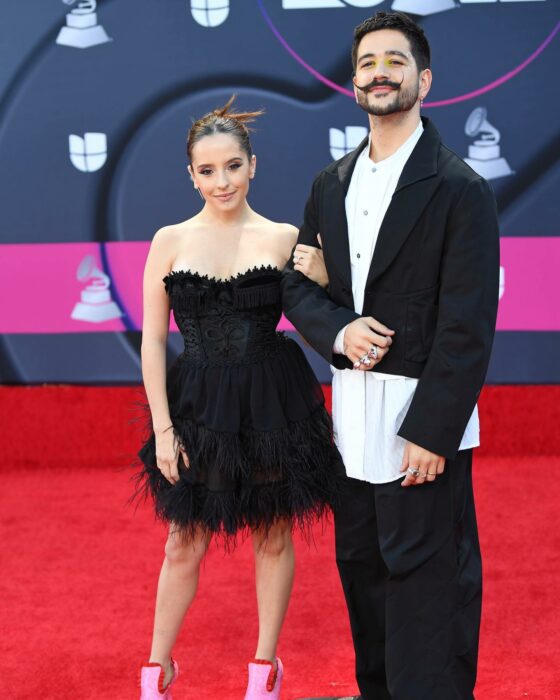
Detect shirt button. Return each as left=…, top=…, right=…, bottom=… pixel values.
left=371, top=166, right=377, bottom=173
left=363, top=210, right=368, bottom=216
left=357, top=253, right=361, bottom=259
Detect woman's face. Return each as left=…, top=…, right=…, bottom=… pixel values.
left=189, top=132, right=256, bottom=209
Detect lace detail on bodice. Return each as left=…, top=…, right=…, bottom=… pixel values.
left=163, top=266, right=285, bottom=367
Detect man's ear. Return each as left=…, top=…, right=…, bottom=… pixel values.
left=419, top=68, right=432, bottom=102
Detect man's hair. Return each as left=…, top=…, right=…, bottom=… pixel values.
left=351, top=11, right=431, bottom=74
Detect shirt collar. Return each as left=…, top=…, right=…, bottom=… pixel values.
left=359, top=120, right=424, bottom=173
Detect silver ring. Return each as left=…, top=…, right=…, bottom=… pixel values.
left=369, top=345, right=378, bottom=360
left=407, top=466, right=420, bottom=476
left=360, top=354, right=369, bottom=364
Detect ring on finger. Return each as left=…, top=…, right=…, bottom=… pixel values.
left=407, top=466, right=420, bottom=477
left=369, top=345, right=379, bottom=360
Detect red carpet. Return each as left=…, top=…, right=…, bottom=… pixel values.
left=1, top=386, right=559, bottom=699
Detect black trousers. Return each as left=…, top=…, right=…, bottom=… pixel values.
left=334, top=450, right=482, bottom=700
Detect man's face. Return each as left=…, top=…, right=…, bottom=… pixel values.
left=353, top=29, right=421, bottom=117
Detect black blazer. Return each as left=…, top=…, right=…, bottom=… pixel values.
left=281, top=118, right=500, bottom=460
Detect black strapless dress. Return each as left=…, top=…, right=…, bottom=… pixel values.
left=136, top=265, right=340, bottom=539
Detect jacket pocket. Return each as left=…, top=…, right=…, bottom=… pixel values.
left=404, top=301, right=438, bottom=364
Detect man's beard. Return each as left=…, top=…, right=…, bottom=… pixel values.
left=356, top=80, right=419, bottom=117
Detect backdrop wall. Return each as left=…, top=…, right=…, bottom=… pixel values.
left=1, top=0, right=559, bottom=384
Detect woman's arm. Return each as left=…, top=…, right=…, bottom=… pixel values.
left=276, top=223, right=329, bottom=288
left=292, top=233, right=329, bottom=288
left=281, top=176, right=359, bottom=365
left=141, top=226, right=187, bottom=483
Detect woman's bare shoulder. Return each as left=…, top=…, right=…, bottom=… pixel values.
left=268, top=222, right=298, bottom=256
left=151, top=218, right=202, bottom=251
left=254, top=216, right=298, bottom=243
left=274, top=222, right=299, bottom=238
left=152, top=218, right=196, bottom=242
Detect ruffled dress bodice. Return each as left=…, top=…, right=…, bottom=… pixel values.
left=164, top=265, right=286, bottom=367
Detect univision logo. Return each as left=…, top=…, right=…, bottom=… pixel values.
left=69, top=132, right=107, bottom=172
left=191, top=0, right=229, bottom=27
left=330, top=126, right=368, bottom=160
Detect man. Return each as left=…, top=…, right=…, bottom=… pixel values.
left=282, top=11, right=500, bottom=700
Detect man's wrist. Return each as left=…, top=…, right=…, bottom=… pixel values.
left=333, top=325, right=348, bottom=354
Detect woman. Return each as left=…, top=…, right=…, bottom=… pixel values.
left=136, top=97, right=340, bottom=699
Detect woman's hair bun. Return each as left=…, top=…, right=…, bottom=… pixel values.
left=212, top=95, right=264, bottom=129
left=187, top=95, right=264, bottom=161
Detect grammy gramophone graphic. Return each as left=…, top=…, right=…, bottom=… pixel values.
left=71, top=255, right=123, bottom=323
left=464, top=107, right=514, bottom=181
left=56, top=0, right=111, bottom=49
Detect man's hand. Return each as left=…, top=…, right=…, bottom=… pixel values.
left=400, top=441, right=445, bottom=487
left=343, top=317, right=395, bottom=370
left=293, top=233, right=329, bottom=288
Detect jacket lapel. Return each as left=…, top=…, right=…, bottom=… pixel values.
left=365, top=118, right=441, bottom=289
left=323, top=136, right=368, bottom=291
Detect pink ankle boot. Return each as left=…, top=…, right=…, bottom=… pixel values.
left=139, top=659, right=179, bottom=699
left=244, top=658, right=283, bottom=699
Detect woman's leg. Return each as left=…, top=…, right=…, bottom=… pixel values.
left=148, top=527, right=211, bottom=685
left=252, top=519, right=295, bottom=661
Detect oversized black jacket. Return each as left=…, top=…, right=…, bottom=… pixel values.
left=281, top=118, right=500, bottom=460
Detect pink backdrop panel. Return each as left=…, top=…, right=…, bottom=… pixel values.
left=1, top=237, right=559, bottom=334
left=1, top=243, right=127, bottom=333
left=496, top=237, right=560, bottom=331
left=0, top=242, right=292, bottom=333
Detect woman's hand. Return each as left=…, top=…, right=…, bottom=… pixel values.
left=293, top=234, right=329, bottom=288
left=154, top=426, right=189, bottom=484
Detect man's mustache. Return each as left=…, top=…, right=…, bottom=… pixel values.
left=353, top=76, right=404, bottom=93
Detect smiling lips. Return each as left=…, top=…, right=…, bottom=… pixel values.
left=370, top=86, right=395, bottom=95
left=215, top=192, right=235, bottom=200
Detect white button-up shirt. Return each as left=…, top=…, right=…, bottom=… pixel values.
left=332, top=121, right=479, bottom=484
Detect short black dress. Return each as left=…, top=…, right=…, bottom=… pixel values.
left=137, top=265, right=341, bottom=539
